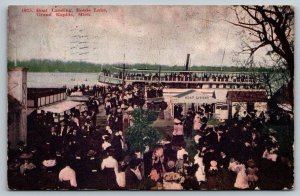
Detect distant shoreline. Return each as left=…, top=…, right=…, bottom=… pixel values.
left=8, top=59, right=280, bottom=73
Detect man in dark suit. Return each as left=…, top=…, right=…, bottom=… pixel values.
left=125, top=159, right=142, bottom=190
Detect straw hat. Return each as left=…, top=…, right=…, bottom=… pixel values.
left=174, top=118, right=181, bottom=124
left=87, top=149, right=97, bottom=157
left=269, top=128, right=277, bottom=134
left=42, top=159, right=57, bottom=168
left=210, top=160, right=218, bottom=167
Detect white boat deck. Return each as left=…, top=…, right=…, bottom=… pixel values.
left=39, top=100, right=84, bottom=114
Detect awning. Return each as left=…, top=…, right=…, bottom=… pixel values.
left=277, top=103, right=293, bottom=113
left=171, top=90, right=219, bottom=104
left=38, top=100, right=84, bottom=114
left=146, top=97, right=164, bottom=103
left=70, top=91, right=83, bottom=96
left=67, top=95, right=90, bottom=102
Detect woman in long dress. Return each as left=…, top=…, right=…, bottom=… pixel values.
left=100, top=148, right=119, bottom=190
left=172, top=119, right=185, bottom=147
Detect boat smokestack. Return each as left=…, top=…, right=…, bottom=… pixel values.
left=185, top=54, right=190, bottom=71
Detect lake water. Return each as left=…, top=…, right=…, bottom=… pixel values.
left=27, top=72, right=99, bottom=88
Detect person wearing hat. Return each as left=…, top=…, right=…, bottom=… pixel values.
left=205, top=126, right=218, bottom=147
left=184, top=113, right=193, bottom=138
left=115, top=108, right=124, bottom=131
left=262, top=144, right=278, bottom=162
left=58, top=164, right=78, bottom=189
left=193, top=113, right=201, bottom=132
left=106, top=113, right=114, bottom=130
left=151, top=146, right=166, bottom=184
left=194, top=152, right=206, bottom=185
left=172, top=118, right=184, bottom=147
left=126, top=105, right=134, bottom=113
left=116, top=161, right=127, bottom=189
left=199, top=113, right=208, bottom=131
left=16, top=141, right=26, bottom=158
left=85, top=149, right=99, bottom=179
left=105, top=125, right=113, bottom=135
left=102, top=135, right=111, bottom=152
left=20, top=159, right=36, bottom=176
left=233, top=163, right=249, bottom=190
left=121, top=102, right=128, bottom=110
left=58, top=120, right=68, bottom=138
left=39, top=155, right=58, bottom=190
left=176, top=148, right=189, bottom=175
left=111, top=131, right=125, bottom=161
left=48, top=126, right=59, bottom=151
left=165, top=159, right=176, bottom=173
left=246, top=159, right=258, bottom=190
left=206, top=160, right=221, bottom=190
left=122, top=111, right=131, bottom=132
left=105, top=100, right=111, bottom=116
left=125, top=159, right=142, bottom=190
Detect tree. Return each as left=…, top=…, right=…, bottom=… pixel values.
left=125, top=108, right=161, bottom=153
left=230, top=6, right=294, bottom=108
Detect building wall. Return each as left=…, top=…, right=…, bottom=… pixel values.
left=202, top=84, right=210, bottom=89
left=231, top=101, right=267, bottom=117
left=8, top=67, right=27, bottom=147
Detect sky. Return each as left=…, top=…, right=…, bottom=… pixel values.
left=8, top=5, right=268, bottom=66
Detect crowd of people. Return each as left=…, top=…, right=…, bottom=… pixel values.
left=146, top=86, right=163, bottom=98
left=101, top=70, right=263, bottom=90
left=8, top=83, right=158, bottom=190
left=7, top=83, right=293, bottom=190
left=167, top=107, right=293, bottom=190
left=102, top=71, right=258, bottom=84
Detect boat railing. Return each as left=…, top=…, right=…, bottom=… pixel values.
left=99, top=72, right=259, bottom=84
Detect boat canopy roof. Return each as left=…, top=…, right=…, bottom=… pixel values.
left=111, top=66, right=262, bottom=74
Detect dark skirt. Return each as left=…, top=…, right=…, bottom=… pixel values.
left=172, top=135, right=185, bottom=147
left=101, top=168, right=119, bottom=190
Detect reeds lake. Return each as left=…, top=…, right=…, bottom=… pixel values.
left=27, top=72, right=99, bottom=88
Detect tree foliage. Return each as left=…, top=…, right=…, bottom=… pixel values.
left=125, top=108, right=161, bottom=153
left=8, top=59, right=104, bottom=73
left=230, top=5, right=294, bottom=107
left=8, top=59, right=274, bottom=73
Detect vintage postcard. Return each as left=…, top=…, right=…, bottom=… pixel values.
left=7, top=5, right=294, bottom=190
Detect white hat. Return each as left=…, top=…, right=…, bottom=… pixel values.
left=174, top=118, right=181, bottom=124
left=268, top=128, right=277, bottom=134
left=42, top=159, right=56, bottom=167
left=210, top=160, right=218, bottom=167
left=194, top=135, right=201, bottom=144
left=127, top=106, right=134, bottom=112
left=107, top=129, right=112, bottom=134
left=177, top=148, right=188, bottom=160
